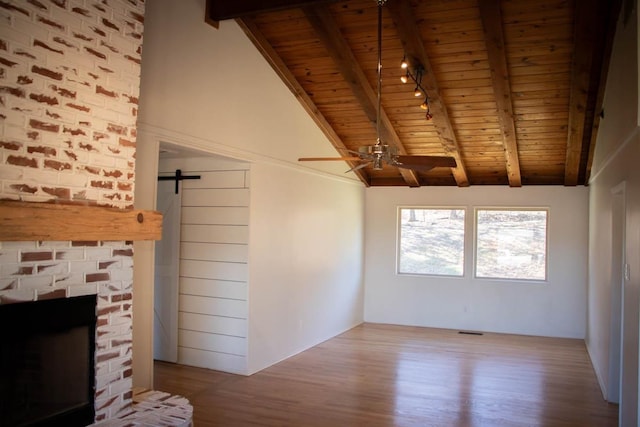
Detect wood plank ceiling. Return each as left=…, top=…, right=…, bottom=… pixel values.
left=206, top=0, right=621, bottom=187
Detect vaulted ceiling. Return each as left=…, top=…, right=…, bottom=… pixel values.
left=206, top=0, right=622, bottom=187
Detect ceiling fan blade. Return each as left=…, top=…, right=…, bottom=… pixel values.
left=298, top=157, right=361, bottom=162
left=395, top=155, right=457, bottom=168
left=345, top=161, right=371, bottom=173
left=396, top=163, right=435, bottom=172
left=336, top=147, right=362, bottom=155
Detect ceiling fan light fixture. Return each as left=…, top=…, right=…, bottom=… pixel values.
left=373, top=156, right=384, bottom=170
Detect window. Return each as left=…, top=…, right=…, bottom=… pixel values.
left=475, top=209, right=548, bottom=281
left=397, top=208, right=465, bottom=276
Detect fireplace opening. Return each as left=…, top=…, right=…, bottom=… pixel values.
left=0, top=295, right=96, bottom=427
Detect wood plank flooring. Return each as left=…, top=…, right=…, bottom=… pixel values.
left=154, top=323, right=618, bottom=426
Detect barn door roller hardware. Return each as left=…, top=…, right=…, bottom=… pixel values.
left=157, top=169, right=201, bottom=194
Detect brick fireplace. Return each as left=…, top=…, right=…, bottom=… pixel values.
left=0, top=0, right=145, bottom=422
left=0, top=240, right=135, bottom=421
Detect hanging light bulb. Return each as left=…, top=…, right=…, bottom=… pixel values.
left=400, top=56, right=408, bottom=69
left=414, top=86, right=422, bottom=97
left=420, top=99, right=428, bottom=110
left=400, top=72, right=408, bottom=84
left=425, top=107, right=433, bottom=120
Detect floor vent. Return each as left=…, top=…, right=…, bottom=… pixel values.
left=458, top=331, right=483, bottom=336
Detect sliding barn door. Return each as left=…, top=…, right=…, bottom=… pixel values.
left=153, top=180, right=182, bottom=362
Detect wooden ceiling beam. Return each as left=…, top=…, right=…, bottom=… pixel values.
left=302, top=4, right=421, bottom=187
left=237, top=17, right=371, bottom=187
left=564, top=0, right=599, bottom=186
left=207, top=0, right=337, bottom=21
left=387, top=0, right=470, bottom=187
left=478, top=0, right=522, bottom=188
left=585, top=0, right=623, bottom=184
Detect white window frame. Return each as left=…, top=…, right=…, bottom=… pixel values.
left=396, top=206, right=467, bottom=277
left=473, top=207, right=549, bottom=282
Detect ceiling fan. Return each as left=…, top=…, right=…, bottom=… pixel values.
left=298, top=0, right=456, bottom=173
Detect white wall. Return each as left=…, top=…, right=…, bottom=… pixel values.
left=586, top=3, right=640, bottom=424
left=138, top=0, right=360, bottom=180
left=159, top=156, right=250, bottom=374
left=248, top=163, right=364, bottom=374
left=364, top=186, right=589, bottom=338
left=137, top=0, right=365, bottom=377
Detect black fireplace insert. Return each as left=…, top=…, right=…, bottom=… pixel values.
left=0, top=294, right=96, bottom=427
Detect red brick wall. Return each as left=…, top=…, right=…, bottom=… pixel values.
left=0, top=0, right=145, bottom=421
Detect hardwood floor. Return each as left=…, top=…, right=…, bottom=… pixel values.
left=154, top=323, right=617, bottom=426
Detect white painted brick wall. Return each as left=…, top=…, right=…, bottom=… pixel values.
left=0, top=0, right=142, bottom=209
left=0, top=0, right=145, bottom=422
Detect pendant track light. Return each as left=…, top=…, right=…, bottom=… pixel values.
left=399, top=56, right=431, bottom=120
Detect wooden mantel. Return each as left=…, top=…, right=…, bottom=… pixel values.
left=0, top=201, right=162, bottom=241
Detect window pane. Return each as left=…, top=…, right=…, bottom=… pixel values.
left=398, top=208, right=465, bottom=276
left=476, top=210, right=547, bottom=280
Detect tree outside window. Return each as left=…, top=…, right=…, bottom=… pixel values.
left=398, top=208, right=465, bottom=276
left=475, top=209, right=548, bottom=281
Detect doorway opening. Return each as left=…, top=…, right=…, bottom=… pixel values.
left=154, top=143, right=215, bottom=362
left=152, top=142, right=251, bottom=373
